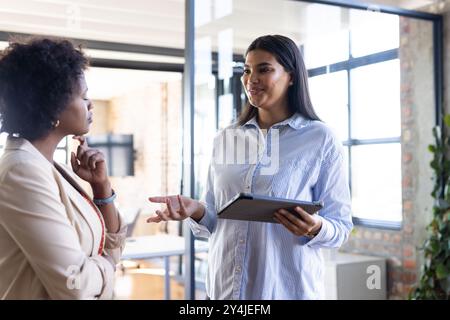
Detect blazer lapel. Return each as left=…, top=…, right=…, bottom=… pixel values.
left=53, top=163, right=104, bottom=256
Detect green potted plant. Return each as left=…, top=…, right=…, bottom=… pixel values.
left=410, top=115, right=450, bottom=299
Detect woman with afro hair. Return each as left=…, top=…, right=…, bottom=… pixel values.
left=0, top=38, right=127, bottom=299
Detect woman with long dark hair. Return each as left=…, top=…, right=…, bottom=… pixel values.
left=147, top=35, right=352, bottom=299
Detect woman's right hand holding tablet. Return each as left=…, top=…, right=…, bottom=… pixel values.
left=146, top=195, right=205, bottom=223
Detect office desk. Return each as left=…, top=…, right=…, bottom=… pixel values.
left=121, top=234, right=209, bottom=299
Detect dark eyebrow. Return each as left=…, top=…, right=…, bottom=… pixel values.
left=244, top=62, right=273, bottom=68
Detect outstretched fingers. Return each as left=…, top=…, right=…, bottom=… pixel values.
left=177, top=195, right=188, bottom=218
left=147, top=195, right=188, bottom=222
left=148, top=196, right=169, bottom=204
left=146, top=215, right=163, bottom=223
left=166, top=199, right=182, bottom=219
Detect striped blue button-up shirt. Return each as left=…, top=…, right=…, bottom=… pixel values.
left=189, top=112, right=353, bottom=300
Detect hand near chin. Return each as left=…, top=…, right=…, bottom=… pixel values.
left=70, top=135, right=109, bottom=187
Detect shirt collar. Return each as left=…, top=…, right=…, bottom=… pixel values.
left=243, top=116, right=259, bottom=128
left=243, top=112, right=310, bottom=130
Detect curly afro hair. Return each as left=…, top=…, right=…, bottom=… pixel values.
left=0, top=37, right=89, bottom=141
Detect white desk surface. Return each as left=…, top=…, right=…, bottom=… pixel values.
left=121, top=234, right=209, bottom=260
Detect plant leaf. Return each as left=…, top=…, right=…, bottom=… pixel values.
left=435, top=263, right=448, bottom=280
left=429, top=144, right=436, bottom=153
left=444, top=114, right=450, bottom=127
left=413, top=119, right=450, bottom=300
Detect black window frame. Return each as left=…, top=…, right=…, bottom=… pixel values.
left=87, top=134, right=135, bottom=177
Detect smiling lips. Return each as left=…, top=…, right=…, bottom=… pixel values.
left=247, top=87, right=264, bottom=96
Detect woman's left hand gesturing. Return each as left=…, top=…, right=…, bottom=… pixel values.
left=274, top=206, right=322, bottom=238
left=70, top=135, right=109, bottom=187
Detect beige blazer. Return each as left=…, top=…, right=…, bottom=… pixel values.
left=0, top=137, right=127, bottom=299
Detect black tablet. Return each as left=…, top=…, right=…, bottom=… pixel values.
left=217, top=193, right=324, bottom=223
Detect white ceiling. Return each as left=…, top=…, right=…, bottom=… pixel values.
left=0, top=0, right=444, bottom=54
left=0, top=0, right=185, bottom=48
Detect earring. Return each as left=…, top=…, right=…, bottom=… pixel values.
left=52, top=120, right=60, bottom=128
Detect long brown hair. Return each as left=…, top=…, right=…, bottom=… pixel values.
left=238, top=35, right=320, bottom=125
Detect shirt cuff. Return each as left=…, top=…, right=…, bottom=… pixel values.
left=188, top=204, right=216, bottom=238
left=306, top=215, right=333, bottom=248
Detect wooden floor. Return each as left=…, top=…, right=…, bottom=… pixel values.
left=113, top=261, right=206, bottom=300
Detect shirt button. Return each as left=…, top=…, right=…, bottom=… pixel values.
left=236, top=266, right=241, bottom=272
left=239, top=239, right=245, bottom=244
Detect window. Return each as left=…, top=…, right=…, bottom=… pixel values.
left=54, top=137, right=69, bottom=164
left=307, top=10, right=402, bottom=228
left=303, top=4, right=349, bottom=69
left=87, top=134, right=134, bottom=177
left=351, top=60, right=400, bottom=140
left=350, top=10, right=400, bottom=58
left=308, top=71, right=348, bottom=141
left=351, top=144, right=402, bottom=223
